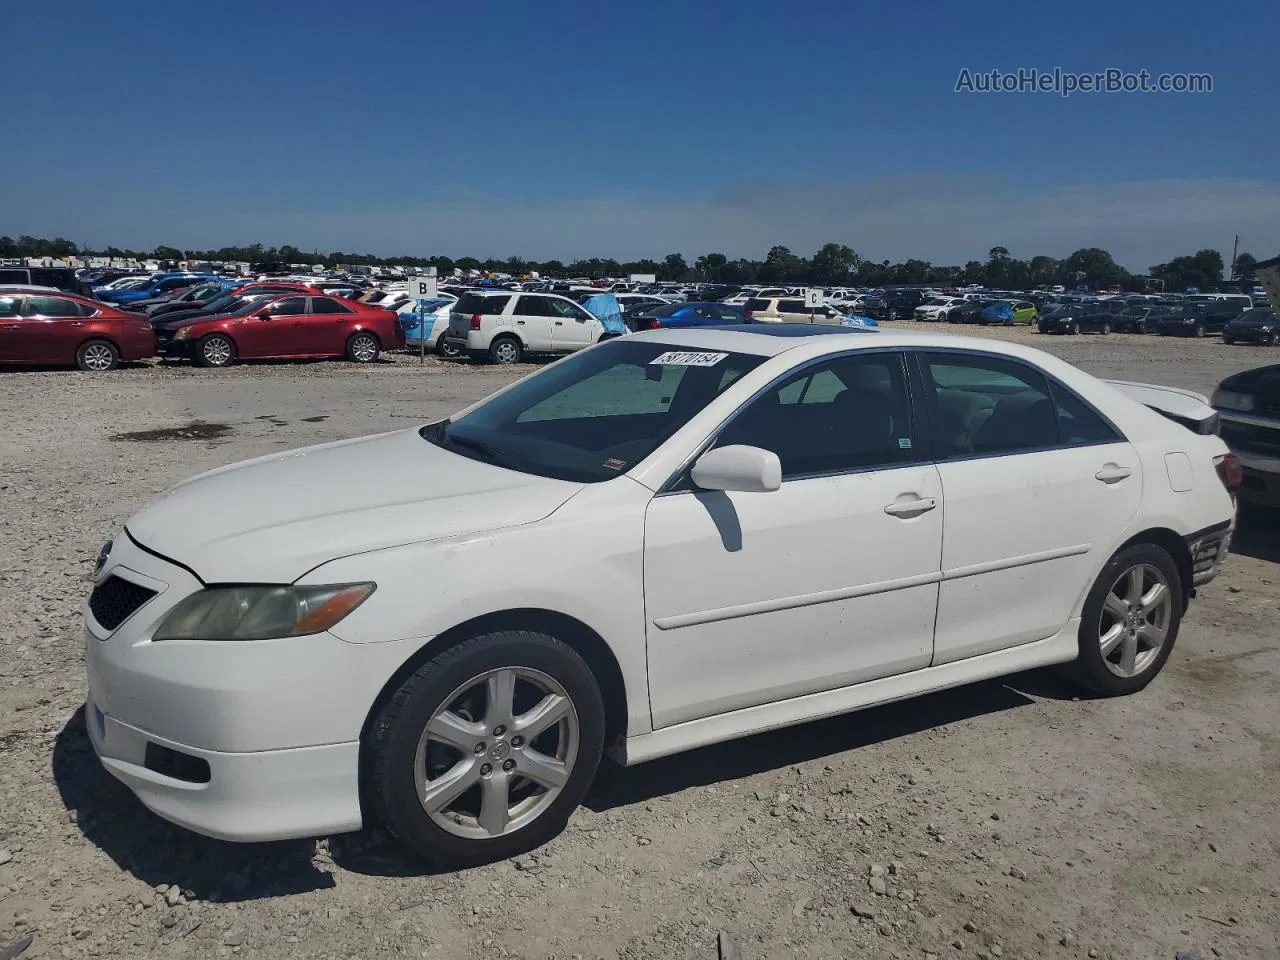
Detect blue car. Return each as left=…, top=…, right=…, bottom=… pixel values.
left=399, top=296, right=460, bottom=357
left=624, top=301, right=751, bottom=331
left=95, top=273, right=222, bottom=306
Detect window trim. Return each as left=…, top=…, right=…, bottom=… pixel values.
left=909, top=347, right=1126, bottom=464
left=658, top=347, right=928, bottom=494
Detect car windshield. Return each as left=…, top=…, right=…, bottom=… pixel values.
left=1235, top=308, right=1275, bottom=322
left=423, top=339, right=767, bottom=483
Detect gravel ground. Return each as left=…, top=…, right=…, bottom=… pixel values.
left=2, top=326, right=1279, bottom=960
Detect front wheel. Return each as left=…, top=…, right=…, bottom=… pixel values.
left=1193, top=323, right=1205, bottom=338
left=1134, top=321, right=1146, bottom=335
left=1100, top=322, right=1111, bottom=335
left=346, top=332, right=380, bottom=363
left=365, top=630, right=606, bottom=867
left=1069, top=543, right=1182, bottom=697
left=1222, top=335, right=1234, bottom=346
left=196, top=333, right=235, bottom=368
left=76, top=339, right=119, bottom=371
left=1069, top=321, right=1080, bottom=335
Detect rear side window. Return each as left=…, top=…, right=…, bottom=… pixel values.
left=456, top=293, right=511, bottom=315
left=922, top=353, right=1118, bottom=457
left=0, top=269, right=31, bottom=285
left=309, top=297, right=352, bottom=314
left=0, top=296, right=21, bottom=317
left=25, top=296, right=85, bottom=317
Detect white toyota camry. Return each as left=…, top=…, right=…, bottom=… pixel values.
left=84, top=325, right=1237, bottom=866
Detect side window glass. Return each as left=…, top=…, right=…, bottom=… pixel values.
left=924, top=353, right=1059, bottom=458
left=0, top=296, right=22, bottom=317
left=268, top=297, right=308, bottom=316
left=310, top=297, right=351, bottom=314
left=25, top=296, right=83, bottom=317
left=1050, top=383, right=1120, bottom=446
left=717, top=353, right=915, bottom=478
left=516, top=296, right=552, bottom=317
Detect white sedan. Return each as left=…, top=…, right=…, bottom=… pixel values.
left=84, top=326, right=1236, bottom=866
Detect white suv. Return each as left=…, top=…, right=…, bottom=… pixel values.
left=444, top=290, right=607, bottom=364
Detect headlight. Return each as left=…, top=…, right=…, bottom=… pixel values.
left=1211, top=390, right=1254, bottom=413
left=173, top=328, right=190, bottom=340
left=1261, top=325, right=1275, bottom=332
left=153, top=583, right=375, bottom=641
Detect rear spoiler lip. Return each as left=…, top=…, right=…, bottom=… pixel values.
left=1103, top=379, right=1219, bottom=434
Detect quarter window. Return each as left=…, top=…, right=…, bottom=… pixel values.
left=717, top=353, right=916, bottom=477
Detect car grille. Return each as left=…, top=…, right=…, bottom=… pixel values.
left=89, top=576, right=157, bottom=631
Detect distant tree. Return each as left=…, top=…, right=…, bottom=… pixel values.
left=153, top=245, right=184, bottom=262
left=1232, top=251, right=1257, bottom=282
left=1149, top=248, right=1225, bottom=291
left=810, top=242, right=860, bottom=285
left=1027, top=255, right=1059, bottom=287
left=660, top=253, right=689, bottom=282
left=694, top=252, right=729, bottom=282
left=1060, top=248, right=1130, bottom=290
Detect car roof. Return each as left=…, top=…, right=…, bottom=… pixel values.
left=624, top=323, right=1074, bottom=365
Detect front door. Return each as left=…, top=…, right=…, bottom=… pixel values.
left=234, top=295, right=309, bottom=357
left=644, top=350, right=943, bottom=729
left=549, top=299, right=599, bottom=352
left=22, top=295, right=91, bottom=363
left=916, top=351, right=1143, bottom=664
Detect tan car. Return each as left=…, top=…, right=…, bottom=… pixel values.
left=745, top=296, right=849, bottom=325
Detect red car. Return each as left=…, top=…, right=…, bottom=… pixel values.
left=0, top=290, right=156, bottom=370
left=164, top=293, right=405, bottom=367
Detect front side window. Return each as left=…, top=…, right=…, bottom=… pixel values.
left=549, top=298, right=592, bottom=321
left=426, top=340, right=766, bottom=483
left=266, top=296, right=308, bottom=316
left=716, top=352, right=916, bottom=478
left=922, top=352, right=1117, bottom=457
left=778, top=299, right=807, bottom=313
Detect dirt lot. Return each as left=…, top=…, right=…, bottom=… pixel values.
left=2, top=326, right=1278, bottom=960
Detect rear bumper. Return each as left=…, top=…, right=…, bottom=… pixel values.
left=1185, top=520, right=1233, bottom=587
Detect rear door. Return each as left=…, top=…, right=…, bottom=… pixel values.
left=512, top=295, right=556, bottom=351
left=918, top=350, right=1142, bottom=664
left=304, top=296, right=357, bottom=354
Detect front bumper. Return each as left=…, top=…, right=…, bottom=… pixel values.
left=82, top=531, right=418, bottom=842
left=1223, top=328, right=1277, bottom=344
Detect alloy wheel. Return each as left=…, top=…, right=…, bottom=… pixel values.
left=414, top=667, right=579, bottom=840
left=1098, top=563, right=1173, bottom=677
left=203, top=337, right=232, bottom=366
left=351, top=335, right=378, bottom=362
left=81, top=343, right=115, bottom=371
left=493, top=340, right=520, bottom=364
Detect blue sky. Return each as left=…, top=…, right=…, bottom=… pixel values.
left=3, top=0, right=1277, bottom=270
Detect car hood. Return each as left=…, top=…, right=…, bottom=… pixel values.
left=125, top=429, right=584, bottom=583
left=1219, top=363, right=1280, bottom=399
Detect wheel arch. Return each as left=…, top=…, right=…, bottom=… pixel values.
left=490, top=328, right=527, bottom=349
left=77, top=334, right=122, bottom=355
left=358, top=607, right=629, bottom=755
left=1115, top=527, right=1195, bottom=610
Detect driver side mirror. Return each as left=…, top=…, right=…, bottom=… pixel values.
left=691, top=445, right=782, bottom=493
left=255, top=311, right=272, bottom=320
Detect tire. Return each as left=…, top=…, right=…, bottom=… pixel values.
left=1193, top=323, right=1205, bottom=338
left=488, top=336, right=523, bottom=365
left=1134, top=321, right=1146, bottom=335
left=75, top=339, right=119, bottom=372
left=346, top=331, right=380, bottom=363
left=365, top=630, right=606, bottom=867
left=886, top=308, right=898, bottom=322
left=1069, top=542, right=1182, bottom=697
left=1069, top=322, right=1080, bottom=335
left=1222, top=336, right=1234, bottom=346
left=436, top=337, right=462, bottom=359
left=1100, top=322, right=1111, bottom=335
left=196, top=334, right=235, bottom=368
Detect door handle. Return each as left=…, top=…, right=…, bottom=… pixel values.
left=1095, top=464, right=1132, bottom=483
left=516, top=320, right=525, bottom=325
left=554, top=321, right=564, bottom=326
left=2, top=324, right=18, bottom=331
left=884, top=497, right=937, bottom=518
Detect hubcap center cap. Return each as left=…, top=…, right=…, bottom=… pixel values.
left=488, top=740, right=511, bottom=762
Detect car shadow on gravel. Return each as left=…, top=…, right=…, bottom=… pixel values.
left=1231, top=505, right=1280, bottom=564
left=52, top=706, right=338, bottom=902
left=584, top=671, right=1079, bottom=812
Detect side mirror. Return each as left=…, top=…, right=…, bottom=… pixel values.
left=255, top=311, right=272, bottom=320
left=691, top=445, right=781, bottom=493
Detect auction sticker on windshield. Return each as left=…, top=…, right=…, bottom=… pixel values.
left=649, top=351, right=729, bottom=367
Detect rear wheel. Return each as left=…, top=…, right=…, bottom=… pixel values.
left=435, top=337, right=462, bottom=359
left=1069, top=321, right=1080, bottom=335
left=76, top=339, right=119, bottom=371
left=1100, top=321, right=1111, bottom=335
left=1222, top=335, right=1235, bottom=346
left=346, top=331, right=380, bottom=363
left=365, top=630, right=605, bottom=867
left=489, top=336, right=523, bottom=365
left=1193, top=323, right=1206, bottom=338
left=1134, top=320, right=1146, bottom=334
left=1069, top=543, right=1182, bottom=697
left=197, top=334, right=235, bottom=368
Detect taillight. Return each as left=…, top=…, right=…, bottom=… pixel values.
left=646, top=319, right=663, bottom=329
left=745, top=310, right=754, bottom=318
left=469, top=314, right=482, bottom=331
left=1214, top=452, right=1242, bottom=491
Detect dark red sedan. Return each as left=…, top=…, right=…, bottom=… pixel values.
left=163, top=293, right=405, bottom=367
left=0, top=290, right=156, bottom=370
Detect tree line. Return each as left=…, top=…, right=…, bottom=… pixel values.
left=0, top=234, right=1265, bottom=293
